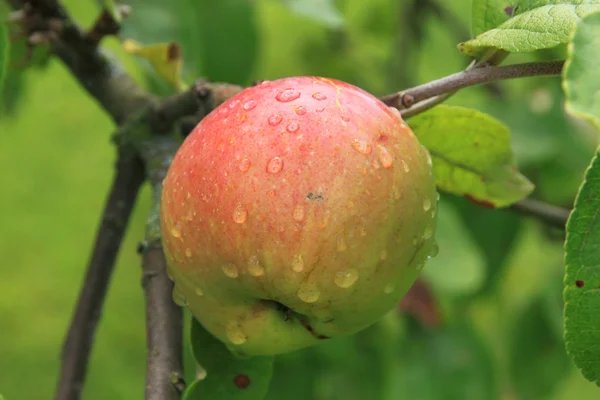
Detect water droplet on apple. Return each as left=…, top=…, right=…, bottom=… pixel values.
left=372, top=159, right=381, bottom=169
left=337, top=237, right=347, bottom=252
left=334, top=268, right=359, bottom=288
left=186, top=209, right=194, bottom=221
left=377, top=145, right=393, bottom=168
left=291, top=254, right=304, bottom=272
left=297, top=283, right=320, bottom=303
left=226, top=322, right=247, bottom=345
left=316, top=107, right=325, bottom=113
left=268, top=114, right=283, bottom=126
left=401, top=160, right=410, bottom=173
left=239, top=158, right=251, bottom=172
left=351, top=139, right=372, bottom=155
left=185, top=248, right=192, bottom=258
left=247, top=255, right=265, bottom=277
left=222, top=263, right=239, bottom=278
left=423, top=197, right=431, bottom=212
left=266, top=157, right=284, bottom=174
left=390, top=107, right=401, bottom=118
left=194, top=287, right=204, bottom=296
left=341, top=115, right=350, bottom=122
left=286, top=121, right=299, bottom=133
left=423, top=226, right=433, bottom=240
left=360, top=227, right=367, bottom=237
left=232, top=204, right=248, bottom=224
left=170, top=226, right=182, bottom=238
left=294, top=106, right=307, bottom=115
left=242, top=100, right=257, bottom=111
left=312, top=92, right=327, bottom=101
left=267, top=190, right=276, bottom=198
left=276, top=88, right=301, bottom=102
left=293, top=204, right=305, bottom=222
left=428, top=241, right=439, bottom=258
left=384, top=283, right=395, bottom=294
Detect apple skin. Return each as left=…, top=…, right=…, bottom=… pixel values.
left=160, top=76, right=437, bottom=357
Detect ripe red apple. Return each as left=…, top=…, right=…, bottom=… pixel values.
left=160, top=76, right=437, bottom=356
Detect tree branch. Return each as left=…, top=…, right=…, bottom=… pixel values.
left=511, top=198, right=571, bottom=230
left=7, top=0, right=155, bottom=124
left=55, top=152, right=145, bottom=400
left=382, top=60, right=565, bottom=112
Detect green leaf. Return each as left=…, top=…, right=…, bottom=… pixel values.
left=471, top=0, right=519, bottom=36
left=409, top=105, right=534, bottom=207
left=388, top=324, right=499, bottom=400
left=509, top=298, right=570, bottom=398
left=564, top=147, right=600, bottom=386
left=177, top=0, right=259, bottom=84
left=422, top=199, right=486, bottom=296
left=460, top=3, right=600, bottom=57
left=185, top=318, right=274, bottom=400
left=0, top=17, right=7, bottom=93
left=283, top=0, right=345, bottom=28
left=563, top=10, right=600, bottom=129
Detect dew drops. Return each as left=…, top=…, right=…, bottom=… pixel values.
left=425, top=150, right=433, bottom=166
left=341, top=115, right=350, bottom=122
left=222, top=263, right=239, bottom=278
left=294, top=106, right=307, bottom=115
left=316, top=107, right=325, bottom=113
left=286, top=121, right=299, bottom=133
left=266, top=157, right=284, bottom=174
left=360, top=227, right=367, bottom=237
left=337, top=237, right=347, bottom=252
left=377, top=145, right=393, bottom=168
left=390, top=107, right=402, bottom=118
left=334, top=268, right=359, bottom=288
left=226, top=322, right=247, bottom=345
left=384, top=283, right=396, bottom=294
left=239, top=158, right=251, bottom=172
left=351, top=139, right=372, bottom=155
left=428, top=241, right=439, bottom=259
left=267, top=190, right=276, bottom=198
left=194, top=287, right=204, bottom=296
left=232, top=204, right=248, bottom=224
left=276, top=88, right=301, bottom=102
left=297, top=283, right=320, bottom=303
left=423, top=226, right=434, bottom=240
left=372, top=159, right=381, bottom=170
left=293, top=204, right=305, bottom=222
left=186, top=209, right=194, bottom=221
left=170, top=226, right=182, bottom=239
left=247, top=255, right=265, bottom=277
left=242, top=100, right=257, bottom=111
left=291, top=254, right=304, bottom=272
left=312, top=92, right=327, bottom=101
left=185, top=248, right=192, bottom=258
left=423, top=198, right=431, bottom=212
left=401, top=160, right=410, bottom=173
left=268, top=114, right=283, bottom=126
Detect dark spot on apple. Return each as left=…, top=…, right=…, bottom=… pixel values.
left=576, top=280, right=585, bottom=288
left=307, top=192, right=324, bottom=201
left=234, top=374, right=250, bottom=389
left=377, top=134, right=388, bottom=142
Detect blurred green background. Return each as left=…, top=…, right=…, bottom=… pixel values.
left=1, top=0, right=599, bottom=399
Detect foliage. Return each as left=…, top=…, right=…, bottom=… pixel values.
left=1, top=0, right=600, bottom=399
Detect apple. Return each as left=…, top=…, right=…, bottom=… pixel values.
left=160, top=76, right=437, bottom=357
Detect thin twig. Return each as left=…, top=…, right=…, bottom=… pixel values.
left=511, top=198, right=571, bottom=230
left=55, top=153, right=145, bottom=400
left=382, top=60, right=565, bottom=111
left=401, top=92, right=456, bottom=119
